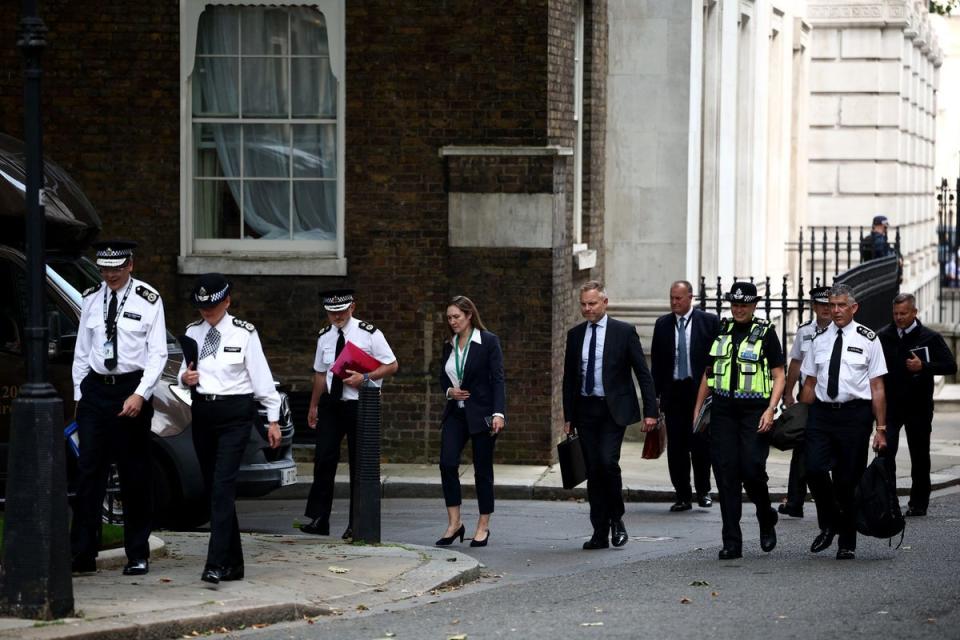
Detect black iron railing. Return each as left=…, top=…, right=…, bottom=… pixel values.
left=786, top=225, right=900, bottom=291
left=937, top=177, right=960, bottom=323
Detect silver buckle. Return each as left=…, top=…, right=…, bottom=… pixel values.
left=103, top=375, right=116, bottom=385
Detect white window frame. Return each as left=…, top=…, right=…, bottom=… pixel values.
left=178, top=0, right=346, bottom=276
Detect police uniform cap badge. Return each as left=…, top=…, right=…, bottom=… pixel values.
left=135, top=285, right=159, bottom=304
left=320, top=288, right=355, bottom=313
left=91, top=239, right=137, bottom=269
left=856, top=325, right=877, bottom=341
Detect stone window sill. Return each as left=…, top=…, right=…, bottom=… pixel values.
left=178, top=255, right=347, bottom=277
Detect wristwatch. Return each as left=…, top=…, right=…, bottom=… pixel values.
left=362, top=373, right=370, bottom=383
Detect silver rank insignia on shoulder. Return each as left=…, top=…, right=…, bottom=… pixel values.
left=187, top=319, right=203, bottom=328
left=856, top=325, right=877, bottom=341
left=754, top=317, right=771, bottom=327
left=135, top=285, right=159, bottom=304
left=83, top=282, right=103, bottom=297
left=233, top=317, right=255, bottom=332
left=358, top=321, right=377, bottom=334
left=318, top=325, right=333, bottom=337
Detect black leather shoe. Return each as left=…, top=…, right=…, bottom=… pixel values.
left=583, top=533, right=610, bottom=550
left=122, top=559, right=149, bottom=576
left=669, top=501, right=692, bottom=512
left=435, top=524, right=465, bottom=546
left=220, top=565, right=245, bottom=581
left=469, top=531, right=490, bottom=548
left=760, top=510, right=778, bottom=553
left=718, top=546, right=742, bottom=560
left=201, top=567, right=221, bottom=585
left=810, top=528, right=836, bottom=553
left=905, top=507, right=927, bottom=517
left=697, top=494, right=713, bottom=508
left=72, top=557, right=97, bottom=574
left=342, top=526, right=353, bottom=541
left=300, top=518, right=329, bottom=536
left=611, top=520, right=628, bottom=547
left=778, top=503, right=804, bottom=518
left=836, top=548, right=856, bottom=560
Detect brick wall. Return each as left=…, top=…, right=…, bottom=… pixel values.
left=0, top=0, right=606, bottom=465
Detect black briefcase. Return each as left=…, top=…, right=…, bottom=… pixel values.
left=557, top=434, right=587, bottom=489
left=770, top=402, right=807, bottom=451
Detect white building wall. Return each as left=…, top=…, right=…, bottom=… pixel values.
left=933, top=15, right=960, bottom=183
left=806, top=0, right=943, bottom=317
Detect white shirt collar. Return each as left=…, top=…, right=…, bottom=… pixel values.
left=209, top=311, right=232, bottom=331
left=902, top=320, right=918, bottom=334
left=593, top=314, right=608, bottom=329
left=675, top=308, right=693, bottom=324
left=451, top=328, right=483, bottom=346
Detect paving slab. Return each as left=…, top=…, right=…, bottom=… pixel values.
left=0, top=532, right=479, bottom=640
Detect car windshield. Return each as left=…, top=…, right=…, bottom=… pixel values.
left=45, top=255, right=180, bottom=351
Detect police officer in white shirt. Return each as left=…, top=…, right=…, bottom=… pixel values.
left=71, top=240, right=167, bottom=576
left=301, top=289, right=398, bottom=539
left=178, top=273, right=281, bottom=585
left=779, top=286, right=832, bottom=518
left=799, top=284, right=887, bottom=560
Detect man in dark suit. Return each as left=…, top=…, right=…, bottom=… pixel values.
left=651, top=280, right=720, bottom=511
left=563, top=280, right=658, bottom=550
left=878, top=292, right=957, bottom=517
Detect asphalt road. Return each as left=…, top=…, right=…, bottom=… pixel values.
left=226, top=489, right=960, bottom=639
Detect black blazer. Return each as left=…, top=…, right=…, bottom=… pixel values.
left=878, top=320, right=957, bottom=417
left=439, top=330, right=506, bottom=434
left=650, top=308, right=721, bottom=397
left=562, top=316, right=657, bottom=427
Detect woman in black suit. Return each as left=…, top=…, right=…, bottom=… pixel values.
left=436, top=296, right=505, bottom=548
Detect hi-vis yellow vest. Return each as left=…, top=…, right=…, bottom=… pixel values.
left=708, top=318, right=773, bottom=399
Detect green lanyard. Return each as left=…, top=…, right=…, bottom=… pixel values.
left=454, top=329, right=475, bottom=384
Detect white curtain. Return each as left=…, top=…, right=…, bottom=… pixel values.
left=194, top=6, right=337, bottom=241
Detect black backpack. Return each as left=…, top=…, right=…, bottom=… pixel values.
left=855, top=455, right=905, bottom=546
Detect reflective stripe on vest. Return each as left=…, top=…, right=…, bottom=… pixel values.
left=707, top=320, right=772, bottom=399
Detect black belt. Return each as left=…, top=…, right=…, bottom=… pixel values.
left=578, top=394, right=606, bottom=401
left=192, top=393, right=254, bottom=402
left=87, top=371, right=142, bottom=385
left=816, top=399, right=871, bottom=410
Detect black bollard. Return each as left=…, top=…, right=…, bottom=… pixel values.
left=352, top=381, right=382, bottom=543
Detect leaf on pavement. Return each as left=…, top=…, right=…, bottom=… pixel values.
left=327, top=566, right=350, bottom=574
left=357, top=604, right=369, bottom=611
left=711, top=592, right=719, bottom=597
left=580, top=622, right=604, bottom=627
left=690, top=580, right=709, bottom=586
left=160, top=578, right=173, bottom=583
left=680, top=597, right=692, bottom=604
left=447, top=634, right=468, bottom=640
left=252, top=623, right=269, bottom=629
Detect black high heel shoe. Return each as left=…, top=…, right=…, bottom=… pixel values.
left=470, top=530, right=490, bottom=548
left=435, top=524, right=465, bottom=546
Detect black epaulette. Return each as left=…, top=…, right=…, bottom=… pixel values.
left=814, top=325, right=829, bottom=338
left=233, top=317, right=255, bottom=332
left=797, top=319, right=813, bottom=329
left=753, top=317, right=771, bottom=327
left=856, top=325, right=877, bottom=341
left=82, top=282, right=102, bottom=297
left=318, top=325, right=333, bottom=337
left=135, top=285, right=160, bottom=305
left=358, top=321, right=377, bottom=334
left=187, top=319, right=203, bottom=328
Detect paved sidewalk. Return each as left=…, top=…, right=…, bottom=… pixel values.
left=281, top=396, right=960, bottom=503
left=0, top=533, right=479, bottom=640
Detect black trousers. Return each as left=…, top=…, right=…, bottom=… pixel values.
left=886, top=409, right=932, bottom=511
left=439, top=407, right=497, bottom=514
left=192, top=395, right=255, bottom=570
left=805, top=400, right=873, bottom=550
left=305, top=398, right=357, bottom=526
left=574, top=396, right=626, bottom=534
left=72, top=373, right=153, bottom=563
left=784, top=446, right=808, bottom=509
left=663, top=378, right=711, bottom=502
left=709, top=399, right=775, bottom=550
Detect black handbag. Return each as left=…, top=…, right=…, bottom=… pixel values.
left=770, top=402, right=807, bottom=451
left=557, top=434, right=587, bottom=489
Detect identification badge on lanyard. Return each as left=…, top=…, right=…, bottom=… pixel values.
left=103, top=340, right=116, bottom=360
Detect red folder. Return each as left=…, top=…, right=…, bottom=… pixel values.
left=331, top=341, right=381, bottom=378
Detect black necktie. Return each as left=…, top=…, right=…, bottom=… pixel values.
left=330, top=328, right=345, bottom=400
left=105, top=290, right=118, bottom=370
left=827, top=329, right=843, bottom=399
left=585, top=323, right=597, bottom=395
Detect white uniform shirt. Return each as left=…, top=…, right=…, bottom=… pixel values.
left=580, top=314, right=607, bottom=396
left=72, top=277, right=168, bottom=401
left=800, top=320, right=887, bottom=402
left=788, top=320, right=824, bottom=385
left=313, top=316, right=397, bottom=401
left=177, top=312, right=282, bottom=422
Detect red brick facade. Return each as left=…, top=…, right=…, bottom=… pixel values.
left=0, top=0, right=607, bottom=464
